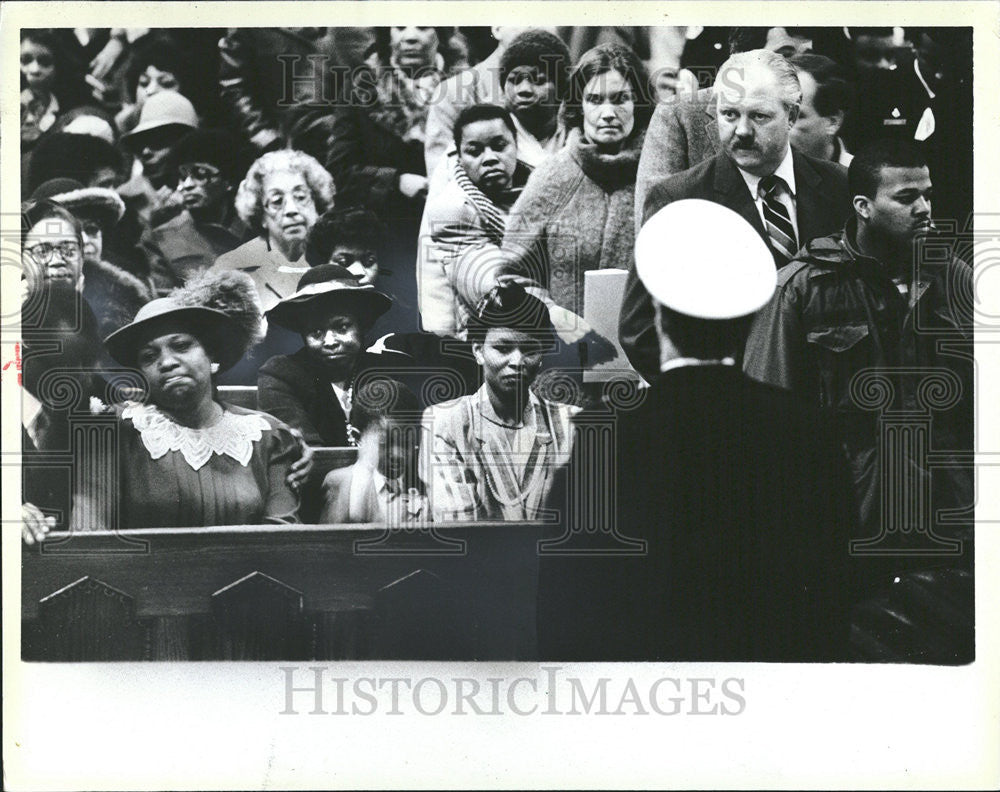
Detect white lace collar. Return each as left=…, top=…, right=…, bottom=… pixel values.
left=122, top=402, right=271, bottom=471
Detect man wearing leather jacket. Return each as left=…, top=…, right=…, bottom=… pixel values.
left=744, top=139, right=973, bottom=662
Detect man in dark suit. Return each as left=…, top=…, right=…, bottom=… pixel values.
left=621, top=48, right=851, bottom=382
left=538, top=201, right=858, bottom=661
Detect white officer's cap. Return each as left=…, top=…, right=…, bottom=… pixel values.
left=635, top=199, right=776, bottom=319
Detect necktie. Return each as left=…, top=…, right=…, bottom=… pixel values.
left=758, top=174, right=798, bottom=266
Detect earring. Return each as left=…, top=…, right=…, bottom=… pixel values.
left=210, top=362, right=220, bottom=374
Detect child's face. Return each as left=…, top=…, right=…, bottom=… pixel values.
left=375, top=418, right=418, bottom=480
left=329, top=244, right=379, bottom=286
left=503, top=66, right=558, bottom=128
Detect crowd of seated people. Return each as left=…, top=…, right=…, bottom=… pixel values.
left=19, top=25, right=974, bottom=661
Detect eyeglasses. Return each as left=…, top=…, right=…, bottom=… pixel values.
left=264, top=187, right=314, bottom=215
left=331, top=253, right=379, bottom=269
left=25, top=242, right=82, bottom=265
left=21, top=53, right=54, bottom=68
left=178, top=163, right=222, bottom=183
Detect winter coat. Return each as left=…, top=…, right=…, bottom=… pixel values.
left=141, top=209, right=249, bottom=296
left=82, top=259, right=152, bottom=338
left=744, top=220, right=974, bottom=552
left=502, top=128, right=643, bottom=316
left=326, top=60, right=453, bottom=334
left=418, top=155, right=530, bottom=337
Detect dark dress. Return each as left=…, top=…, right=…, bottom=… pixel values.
left=258, top=342, right=478, bottom=447
left=22, top=373, right=108, bottom=529
left=106, top=402, right=300, bottom=528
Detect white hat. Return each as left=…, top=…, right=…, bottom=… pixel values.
left=635, top=199, right=776, bottom=319
left=121, top=91, right=198, bottom=146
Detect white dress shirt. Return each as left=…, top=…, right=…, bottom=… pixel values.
left=737, top=146, right=799, bottom=240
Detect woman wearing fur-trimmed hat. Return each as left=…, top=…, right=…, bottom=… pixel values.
left=257, top=264, right=401, bottom=447
left=75, top=296, right=303, bottom=530
left=30, top=178, right=152, bottom=337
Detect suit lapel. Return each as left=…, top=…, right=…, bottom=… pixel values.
left=792, top=149, right=827, bottom=248
left=712, top=153, right=767, bottom=240
left=702, top=94, right=719, bottom=155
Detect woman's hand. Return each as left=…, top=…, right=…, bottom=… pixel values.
left=89, top=36, right=125, bottom=80
left=548, top=304, right=594, bottom=345
left=286, top=428, right=314, bottom=495
left=22, top=502, right=54, bottom=545
left=398, top=173, right=428, bottom=199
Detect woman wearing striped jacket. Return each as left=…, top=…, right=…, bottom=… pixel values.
left=421, top=283, right=578, bottom=522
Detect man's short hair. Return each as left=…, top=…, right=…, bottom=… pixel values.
left=849, top=139, right=929, bottom=198
left=305, top=207, right=386, bottom=268
left=656, top=304, right=755, bottom=361
left=714, top=49, right=802, bottom=110
left=727, top=27, right=770, bottom=55
left=453, top=104, right=517, bottom=151
left=789, top=53, right=854, bottom=118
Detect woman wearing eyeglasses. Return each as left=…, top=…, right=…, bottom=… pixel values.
left=21, top=200, right=86, bottom=301
left=209, top=149, right=333, bottom=309
left=140, top=128, right=252, bottom=296
left=206, top=149, right=335, bottom=384
left=27, top=181, right=151, bottom=338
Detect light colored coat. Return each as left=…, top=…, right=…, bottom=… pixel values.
left=207, top=236, right=308, bottom=313
left=320, top=462, right=428, bottom=524
left=418, top=175, right=507, bottom=337
left=503, top=128, right=642, bottom=316
left=421, top=386, right=578, bottom=522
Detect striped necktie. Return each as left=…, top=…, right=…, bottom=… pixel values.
left=758, top=174, right=798, bottom=266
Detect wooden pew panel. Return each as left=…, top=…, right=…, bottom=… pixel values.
left=22, top=522, right=555, bottom=661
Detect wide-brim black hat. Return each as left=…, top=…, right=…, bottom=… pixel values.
left=104, top=298, right=248, bottom=372
left=168, top=128, right=248, bottom=185
left=266, top=264, right=392, bottom=334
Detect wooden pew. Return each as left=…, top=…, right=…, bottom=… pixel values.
left=21, top=522, right=555, bottom=661
left=217, top=385, right=259, bottom=410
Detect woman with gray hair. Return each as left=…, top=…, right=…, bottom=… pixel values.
left=207, top=149, right=335, bottom=384
left=209, top=149, right=335, bottom=312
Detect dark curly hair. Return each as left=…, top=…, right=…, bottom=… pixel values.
left=305, top=207, right=385, bottom=267
left=124, top=34, right=193, bottom=103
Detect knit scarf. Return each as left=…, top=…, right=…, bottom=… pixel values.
left=453, top=156, right=507, bottom=247
left=570, top=127, right=645, bottom=192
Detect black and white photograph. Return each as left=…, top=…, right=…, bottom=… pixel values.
left=3, top=1, right=998, bottom=789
